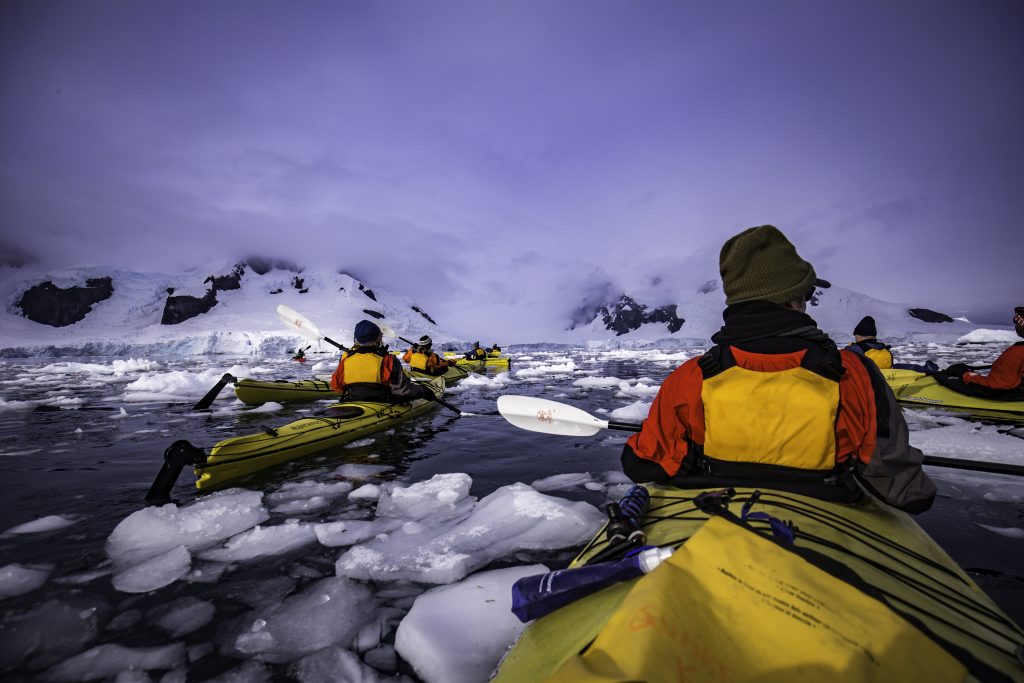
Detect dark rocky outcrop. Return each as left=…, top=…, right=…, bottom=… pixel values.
left=358, top=283, right=377, bottom=301
left=270, top=288, right=283, bottom=295
left=17, top=277, right=114, bottom=327
left=245, top=257, right=300, bottom=275
left=362, top=309, right=385, bottom=320
left=908, top=308, right=954, bottom=323
left=205, top=263, right=245, bottom=291
left=697, top=279, right=718, bottom=294
left=570, top=294, right=685, bottom=336
left=160, top=264, right=249, bottom=325
left=411, top=305, right=437, bottom=325
left=291, top=276, right=307, bottom=294
left=161, top=288, right=218, bottom=325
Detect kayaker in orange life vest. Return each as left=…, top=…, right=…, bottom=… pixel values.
left=402, top=335, right=455, bottom=376
left=941, top=306, right=1024, bottom=393
left=330, top=320, right=432, bottom=403
left=621, top=225, right=936, bottom=513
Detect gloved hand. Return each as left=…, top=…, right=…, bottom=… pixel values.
left=943, top=363, right=971, bottom=378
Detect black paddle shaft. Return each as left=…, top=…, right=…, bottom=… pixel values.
left=322, top=336, right=349, bottom=352
left=923, top=455, right=1024, bottom=477
left=193, top=373, right=237, bottom=411
left=144, top=440, right=208, bottom=506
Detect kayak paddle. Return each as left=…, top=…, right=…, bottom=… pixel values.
left=192, top=372, right=237, bottom=411
left=496, top=395, right=1024, bottom=477
left=276, top=304, right=349, bottom=351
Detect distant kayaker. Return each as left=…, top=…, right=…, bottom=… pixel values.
left=845, top=316, right=893, bottom=369
left=621, top=225, right=936, bottom=513
left=330, top=320, right=433, bottom=403
left=942, top=306, right=1024, bottom=393
left=488, top=343, right=502, bottom=357
left=402, top=335, right=455, bottom=376
left=846, top=317, right=938, bottom=372
left=292, top=348, right=306, bottom=362
left=465, top=341, right=487, bottom=361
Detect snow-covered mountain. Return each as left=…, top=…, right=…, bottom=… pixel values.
left=0, top=257, right=996, bottom=356
left=0, top=260, right=450, bottom=357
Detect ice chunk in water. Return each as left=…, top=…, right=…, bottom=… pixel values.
left=0, top=599, right=100, bottom=670
left=106, top=489, right=268, bottom=568
left=530, top=472, right=595, bottom=492
left=231, top=576, right=376, bottom=663
left=4, top=515, right=80, bottom=535
left=314, top=518, right=403, bottom=547
left=0, top=563, right=52, bottom=599
left=375, top=473, right=473, bottom=521
left=149, top=597, right=215, bottom=637
left=266, top=480, right=353, bottom=505
left=39, top=643, right=186, bottom=682
left=111, top=546, right=191, bottom=594
left=395, top=565, right=548, bottom=683
left=199, top=522, right=317, bottom=562
left=336, top=483, right=603, bottom=584
left=332, top=464, right=394, bottom=480
left=289, top=646, right=383, bottom=683
left=609, top=400, right=651, bottom=421
left=349, top=484, right=381, bottom=500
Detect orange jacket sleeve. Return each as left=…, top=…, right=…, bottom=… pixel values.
left=624, top=359, right=704, bottom=476
left=835, top=350, right=877, bottom=465
left=402, top=348, right=413, bottom=363
left=962, top=344, right=1024, bottom=390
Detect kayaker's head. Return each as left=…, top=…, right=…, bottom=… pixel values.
left=1014, top=307, right=1024, bottom=336
left=418, top=335, right=432, bottom=351
left=853, top=316, right=877, bottom=342
left=719, top=225, right=829, bottom=313
left=353, top=320, right=383, bottom=346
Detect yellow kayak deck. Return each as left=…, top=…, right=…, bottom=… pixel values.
left=881, top=369, right=1024, bottom=420
left=494, top=485, right=1024, bottom=682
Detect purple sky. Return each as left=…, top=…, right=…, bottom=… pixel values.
left=1, top=1, right=1020, bottom=334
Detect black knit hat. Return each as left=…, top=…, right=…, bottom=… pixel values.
left=853, top=316, right=877, bottom=337
left=353, top=320, right=382, bottom=344
left=418, top=335, right=432, bottom=347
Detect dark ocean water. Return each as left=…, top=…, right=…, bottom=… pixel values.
left=0, top=344, right=1021, bottom=681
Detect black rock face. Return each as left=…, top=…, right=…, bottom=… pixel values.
left=908, top=308, right=954, bottom=323
left=362, top=309, right=385, bottom=320
left=17, top=277, right=114, bottom=327
left=205, top=263, right=245, bottom=291
left=161, top=289, right=218, bottom=325
left=571, top=294, right=685, bottom=336
left=411, top=305, right=437, bottom=325
left=358, top=283, right=377, bottom=301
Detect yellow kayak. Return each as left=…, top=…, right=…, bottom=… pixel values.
left=443, top=352, right=511, bottom=369
left=494, top=485, right=1024, bottom=682
left=881, top=369, right=1024, bottom=420
left=196, top=377, right=445, bottom=490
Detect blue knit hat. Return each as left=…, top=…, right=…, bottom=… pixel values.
left=353, top=320, right=382, bottom=344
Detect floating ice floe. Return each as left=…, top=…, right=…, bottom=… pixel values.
left=911, top=423, right=1024, bottom=464
left=4, top=514, right=80, bottom=535
left=149, top=596, right=216, bottom=637
left=515, top=361, right=576, bottom=378
left=247, top=401, right=284, bottom=413
left=957, top=329, right=1019, bottom=344
left=39, top=643, right=186, bottom=682
left=199, top=521, right=317, bottom=563
left=112, top=545, right=191, bottom=593
left=977, top=524, right=1024, bottom=540
left=571, top=376, right=624, bottom=389
left=336, top=480, right=604, bottom=584
left=0, top=599, right=100, bottom=671
left=0, top=563, right=52, bottom=599
left=349, top=484, right=381, bottom=500
left=609, top=400, right=651, bottom=422
left=314, top=518, right=404, bottom=548
left=231, top=576, right=376, bottom=663
left=333, top=463, right=394, bottom=480
left=395, top=564, right=548, bottom=683
left=121, top=364, right=252, bottom=403
left=530, top=472, right=596, bottom=492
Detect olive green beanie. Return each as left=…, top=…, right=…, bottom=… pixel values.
left=719, top=225, right=817, bottom=305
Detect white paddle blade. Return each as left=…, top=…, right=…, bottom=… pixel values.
left=276, top=304, right=324, bottom=342
left=497, top=395, right=609, bottom=437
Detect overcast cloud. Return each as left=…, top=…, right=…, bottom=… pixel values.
left=1, top=0, right=1020, bottom=337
